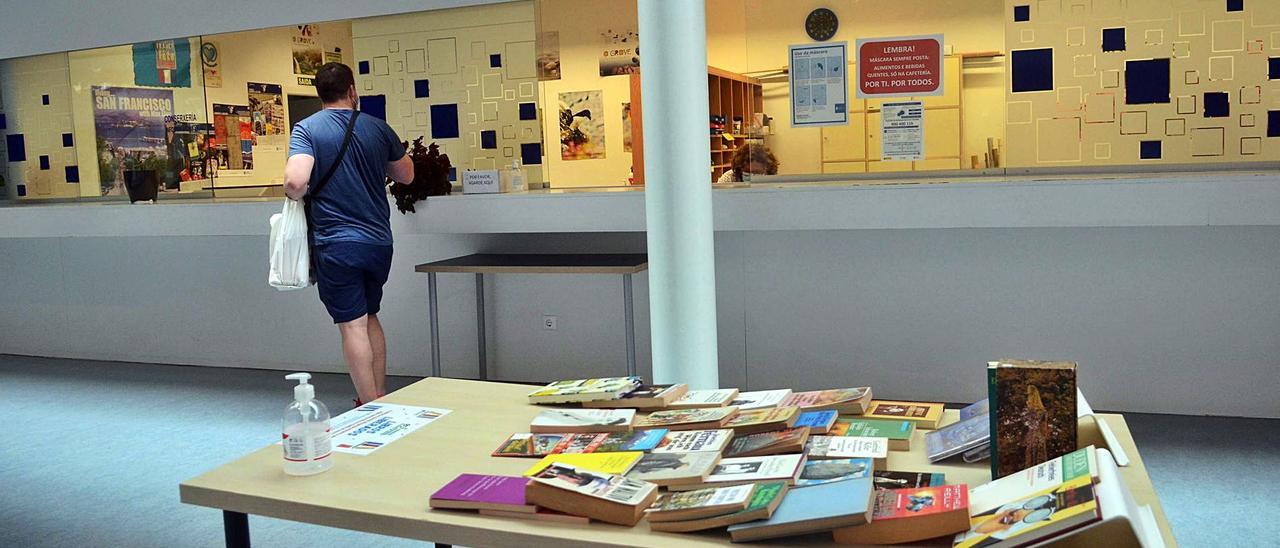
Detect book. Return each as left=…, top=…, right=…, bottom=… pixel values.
left=625, top=451, right=721, bottom=487
left=830, top=418, right=915, bottom=451
left=478, top=507, right=590, bottom=525
left=492, top=430, right=667, bottom=457
left=522, top=451, right=644, bottom=477
left=529, top=408, right=635, bottom=434
left=429, top=474, right=535, bottom=513
left=988, top=359, right=1078, bottom=479
left=955, top=452, right=1100, bottom=547
left=925, top=413, right=990, bottom=463
left=780, top=387, right=874, bottom=414
left=729, top=389, right=793, bottom=410
left=669, top=454, right=806, bottom=491
left=668, top=388, right=740, bottom=408
left=960, top=398, right=989, bottom=420
left=794, top=410, right=838, bottom=434
left=647, top=481, right=789, bottom=533
left=650, top=429, right=735, bottom=453
left=723, top=406, right=799, bottom=435
left=863, top=400, right=945, bottom=430
left=832, top=484, right=971, bottom=545
left=873, top=470, right=945, bottom=491
left=796, top=457, right=872, bottom=488
left=724, top=428, right=810, bottom=458
left=645, top=483, right=755, bottom=522
left=582, top=383, right=688, bottom=409
left=527, top=377, right=641, bottom=404
left=963, top=444, right=991, bottom=463
left=635, top=407, right=739, bottom=431
left=524, top=463, right=658, bottom=526
left=805, top=436, right=888, bottom=466
left=726, top=472, right=875, bottom=542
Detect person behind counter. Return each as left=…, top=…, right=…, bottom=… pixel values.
left=717, top=144, right=779, bottom=184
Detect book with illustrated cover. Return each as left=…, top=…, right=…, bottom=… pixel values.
left=805, top=436, right=888, bottom=466
left=729, top=389, right=793, bottom=410
left=793, top=410, right=838, bottom=434
left=625, top=451, right=721, bottom=487
left=635, top=407, right=739, bottom=431
left=669, top=454, right=806, bottom=491
left=530, top=408, right=635, bottom=434
left=527, top=377, right=641, bottom=404
left=780, top=387, right=873, bottom=414
left=491, top=433, right=572, bottom=457
left=724, top=406, right=799, bottom=435
left=833, top=484, right=970, bottom=545
left=650, top=429, right=734, bottom=453
left=831, top=418, right=915, bottom=451
left=926, top=413, right=990, bottom=463
left=863, top=400, right=945, bottom=430
left=988, top=359, right=1078, bottom=479
left=492, top=430, right=667, bottom=458
left=726, top=472, right=874, bottom=542
left=966, top=446, right=1099, bottom=515
left=873, top=470, right=946, bottom=491
left=524, top=463, right=658, bottom=526
left=795, top=457, right=872, bottom=488
left=522, top=451, right=644, bottom=477
left=668, top=388, right=740, bottom=408
left=724, top=428, right=810, bottom=458
left=645, top=483, right=755, bottom=522
left=961, top=398, right=990, bottom=420
left=582, top=383, right=688, bottom=409
left=954, top=471, right=1099, bottom=547
left=647, top=481, right=789, bottom=533
left=429, top=474, right=536, bottom=513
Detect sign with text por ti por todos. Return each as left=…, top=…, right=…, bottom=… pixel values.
left=855, top=35, right=943, bottom=99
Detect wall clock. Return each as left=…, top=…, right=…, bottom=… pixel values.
left=805, top=8, right=839, bottom=42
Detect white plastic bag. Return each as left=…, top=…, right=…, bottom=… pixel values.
left=269, top=199, right=312, bottom=290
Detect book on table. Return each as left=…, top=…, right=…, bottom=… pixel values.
left=925, top=412, right=989, bottom=463
left=668, top=454, right=806, bottom=491
left=724, top=427, right=810, bottom=458
left=831, top=417, right=915, bottom=450
left=795, top=457, right=873, bottom=488
left=625, top=451, right=721, bottom=487
left=650, top=429, right=735, bottom=453
left=726, top=470, right=875, bottom=542
left=793, top=410, right=838, bottom=434
left=805, top=436, right=888, bottom=467
left=832, top=484, right=970, bottom=545
left=634, top=407, right=740, bottom=431
left=492, top=430, right=667, bottom=457
left=953, top=446, right=1101, bottom=548
left=729, top=389, right=793, bottom=410
left=524, top=463, right=659, bottom=526
left=647, top=481, right=789, bottom=533
left=873, top=470, right=946, bottom=491
left=779, top=387, right=874, bottom=414
left=527, top=377, right=641, bottom=404
left=960, top=398, right=989, bottom=420
left=429, top=474, right=536, bottom=513
left=668, top=388, right=740, bottom=408
left=644, top=483, right=755, bottom=522
left=988, top=359, right=1078, bottom=479
left=723, top=406, right=799, bottom=435
left=582, top=383, right=688, bottom=409
left=862, top=400, right=946, bottom=430
left=529, top=408, right=636, bottom=434
left=521, top=451, right=644, bottom=477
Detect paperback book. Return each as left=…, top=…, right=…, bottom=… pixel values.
left=805, top=435, right=888, bottom=465
left=650, top=429, right=735, bottom=453
left=645, top=483, right=755, bottom=522
left=988, top=359, right=1078, bottom=479
left=635, top=407, right=739, bottom=431
left=862, top=400, right=946, bottom=429
left=668, top=388, right=740, bottom=408
left=582, top=383, right=688, bottom=409
left=723, top=406, right=799, bottom=435
left=647, top=481, right=789, bottom=533
left=527, top=377, right=641, bottom=404
left=955, top=467, right=1098, bottom=547
left=831, top=418, right=915, bottom=450
left=724, top=427, right=810, bottom=458
left=873, top=470, right=946, bottom=491
left=795, top=457, right=872, bottom=488
left=960, top=398, right=990, bottom=420
left=625, top=451, right=721, bottom=487
left=925, top=413, right=990, bottom=463
left=525, top=463, right=658, bottom=526
left=726, top=471, right=874, bottom=542
left=793, top=410, right=838, bottom=434
left=780, top=387, right=873, bottom=414
left=522, top=451, right=644, bottom=477
left=833, top=484, right=971, bottom=545
left=492, top=430, right=667, bottom=457
left=669, top=454, right=806, bottom=491
left=729, top=389, right=793, bottom=410
left=529, top=408, right=635, bottom=434
left=429, top=474, right=536, bottom=513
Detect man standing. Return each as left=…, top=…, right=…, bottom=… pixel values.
left=284, top=63, right=414, bottom=405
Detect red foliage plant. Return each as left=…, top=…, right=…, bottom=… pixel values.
left=389, top=137, right=452, bottom=213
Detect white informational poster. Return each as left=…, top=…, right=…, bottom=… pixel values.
left=329, top=402, right=452, bottom=455
left=789, top=42, right=848, bottom=127
left=880, top=101, right=925, bottom=161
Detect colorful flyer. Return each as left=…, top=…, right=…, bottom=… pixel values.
left=329, top=402, right=452, bottom=456
left=789, top=41, right=848, bottom=127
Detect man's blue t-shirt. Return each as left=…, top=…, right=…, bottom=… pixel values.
left=288, top=109, right=405, bottom=246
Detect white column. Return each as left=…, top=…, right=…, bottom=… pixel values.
left=638, top=0, right=719, bottom=389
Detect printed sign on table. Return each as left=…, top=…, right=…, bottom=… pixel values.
left=789, top=42, right=848, bottom=127
left=330, top=402, right=453, bottom=456
left=881, top=101, right=924, bottom=161
left=855, top=34, right=944, bottom=99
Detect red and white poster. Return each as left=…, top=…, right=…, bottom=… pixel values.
left=855, top=34, right=944, bottom=99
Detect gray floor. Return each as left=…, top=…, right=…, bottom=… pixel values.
left=0, top=355, right=1276, bottom=548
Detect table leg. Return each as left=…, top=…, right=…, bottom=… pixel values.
left=475, top=272, right=487, bottom=381
left=223, top=510, right=250, bottom=548
left=428, top=272, right=441, bottom=378
left=624, top=273, right=636, bottom=377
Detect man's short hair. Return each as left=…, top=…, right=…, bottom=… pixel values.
left=315, top=63, right=355, bottom=104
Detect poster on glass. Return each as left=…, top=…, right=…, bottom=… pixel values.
left=559, top=90, right=605, bottom=160
left=91, top=86, right=174, bottom=196
left=789, top=42, right=848, bottom=128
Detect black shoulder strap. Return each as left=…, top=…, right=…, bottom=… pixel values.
left=306, top=109, right=360, bottom=202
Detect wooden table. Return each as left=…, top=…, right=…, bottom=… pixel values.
left=180, top=377, right=1177, bottom=547
left=414, top=254, right=649, bottom=380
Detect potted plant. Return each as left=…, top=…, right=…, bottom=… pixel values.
left=389, top=137, right=452, bottom=213
left=122, top=151, right=164, bottom=203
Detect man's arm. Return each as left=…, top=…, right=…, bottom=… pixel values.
left=283, top=154, right=315, bottom=200
left=387, top=154, right=414, bottom=185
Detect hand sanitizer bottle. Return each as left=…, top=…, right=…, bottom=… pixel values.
left=507, top=160, right=527, bottom=193
left=282, top=373, right=332, bottom=476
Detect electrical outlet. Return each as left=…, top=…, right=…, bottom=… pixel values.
left=542, top=315, right=558, bottom=330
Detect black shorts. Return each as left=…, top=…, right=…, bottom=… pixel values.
left=314, top=241, right=393, bottom=324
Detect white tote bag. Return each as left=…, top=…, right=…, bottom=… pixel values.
left=268, top=199, right=312, bottom=290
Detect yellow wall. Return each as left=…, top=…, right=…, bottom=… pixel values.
left=1, top=53, right=76, bottom=199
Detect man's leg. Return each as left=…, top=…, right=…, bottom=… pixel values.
left=337, top=314, right=378, bottom=404
left=367, top=313, right=387, bottom=397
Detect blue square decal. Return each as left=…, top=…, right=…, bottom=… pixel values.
left=17, top=184, right=26, bottom=197
left=448, top=167, right=457, bottom=182
left=42, top=94, right=50, bottom=105
left=1269, top=58, right=1279, bottom=80
left=1227, top=0, right=1243, bottom=12
left=39, top=155, right=50, bottom=170
left=361, top=95, right=387, bottom=120
left=1102, top=28, right=1125, bottom=52
left=1140, top=140, right=1161, bottom=160
left=0, top=113, right=6, bottom=130
left=1204, top=92, right=1229, bottom=117
left=1125, top=58, right=1170, bottom=104
left=1011, top=48, right=1054, bottom=93
left=519, top=102, right=537, bottom=120
left=65, top=165, right=79, bottom=183
left=1013, top=5, right=1030, bottom=22
left=62, top=133, right=74, bottom=147
left=5, top=134, right=24, bottom=162
left=490, top=54, right=502, bottom=68
left=835, top=103, right=846, bottom=114
left=358, top=60, right=370, bottom=74
left=1268, top=111, right=1280, bottom=138
left=480, top=130, right=497, bottom=149
left=431, top=104, right=460, bottom=139
left=414, top=79, right=430, bottom=98
left=521, top=142, right=543, bottom=166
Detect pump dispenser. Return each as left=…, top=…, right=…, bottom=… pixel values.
left=282, top=373, right=332, bottom=476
